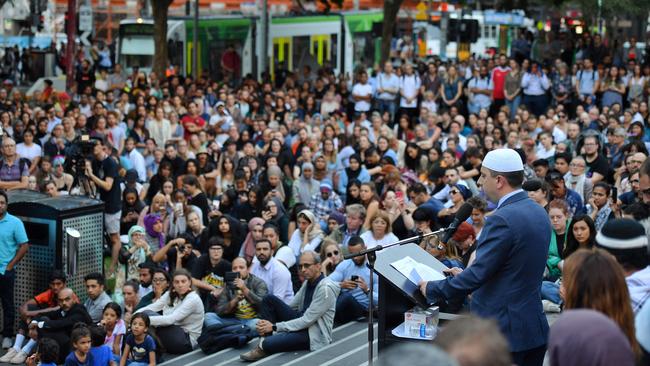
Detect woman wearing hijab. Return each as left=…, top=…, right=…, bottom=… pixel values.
left=292, top=162, right=320, bottom=205
left=337, top=154, right=370, bottom=199
left=143, top=213, right=166, bottom=255
left=287, top=209, right=325, bottom=256
left=548, top=309, right=635, bottom=366
left=114, top=225, right=152, bottom=304
left=262, top=165, right=289, bottom=208
left=239, top=217, right=266, bottom=264
left=262, top=196, right=290, bottom=244
left=209, top=214, right=246, bottom=262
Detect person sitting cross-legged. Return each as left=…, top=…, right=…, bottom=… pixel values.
left=239, top=251, right=340, bottom=362
left=203, top=257, right=268, bottom=332
left=327, top=236, right=378, bottom=324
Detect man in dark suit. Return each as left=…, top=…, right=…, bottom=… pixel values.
left=420, top=148, right=550, bottom=366
left=29, top=287, right=93, bottom=363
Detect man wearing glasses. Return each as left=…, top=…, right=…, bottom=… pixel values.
left=241, top=251, right=339, bottom=362
left=581, top=135, right=608, bottom=184
left=327, top=236, right=377, bottom=325
left=0, top=137, right=29, bottom=190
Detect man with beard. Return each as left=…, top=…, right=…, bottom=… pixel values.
left=582, top=135, right=608, bottom=184
left=137, top=263, right=154, bottom=298
left=327, top=236, right=378, bottom=324
left=28, top=288, right=92, bottom=363
left=250, top=239, right=293, bottom=304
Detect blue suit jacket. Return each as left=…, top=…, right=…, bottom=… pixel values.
left=426, top=191, right=550, bottom=352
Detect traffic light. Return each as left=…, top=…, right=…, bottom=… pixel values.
left=447, top=19, right=479, bottom=43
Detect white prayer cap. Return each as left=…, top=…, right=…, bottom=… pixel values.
left=482, top=148, right=524, bottom=173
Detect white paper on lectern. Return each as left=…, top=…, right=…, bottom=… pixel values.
left=391, top=256, right=446, bottom=285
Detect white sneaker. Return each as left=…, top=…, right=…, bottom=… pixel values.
left=0, top=348, right=17, bottom=362
left=1, top=337, right=12, bottom=349
left=9, top=350, right=28, bottom=364
left=542, top=300, right=562, bottom=313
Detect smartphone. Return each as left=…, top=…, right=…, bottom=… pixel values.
left=611, top=186, right=618, bottom=202
left=351, top=275, right=359, bottom=282
left=212, top=199, right=220, bottom=210
left=396, top=191, right=404, bottom=200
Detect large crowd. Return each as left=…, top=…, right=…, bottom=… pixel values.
left=0, top=29, right=648, bottom=366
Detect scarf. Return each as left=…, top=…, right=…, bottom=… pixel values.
left=345, top=154, right=362, bottom=181
left=564, top=172, right=586, bottom=200
left=594, top=203, right=613, bottom=232
left=240, top=217, right=265, bottom=263
left=299, top=209, right=324, bottom=249
left=266, top=165, right=286, bottom=201
left=143, top=214, right=165, bottom=249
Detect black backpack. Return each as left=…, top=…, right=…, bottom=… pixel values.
left=197, top=324, right=254, bottom=355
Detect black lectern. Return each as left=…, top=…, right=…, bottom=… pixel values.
left=374, top=243, right=456, bottom=352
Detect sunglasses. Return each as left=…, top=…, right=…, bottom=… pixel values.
left=326, top=250, right=339, bottom=257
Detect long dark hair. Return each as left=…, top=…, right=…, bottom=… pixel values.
left=168, top=269, right=193, bottom=306
left=404, top=142, right=423, bottom=172
left=563, top=214, right=596, bottom=258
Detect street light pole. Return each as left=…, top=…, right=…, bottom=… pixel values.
left=66, top=0, right=77, bottom=90
left=193, top=0, right=199, bottom=78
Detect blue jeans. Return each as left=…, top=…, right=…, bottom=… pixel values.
left=203, top=312, right=259, bottom=332
left=378, top=99, right=396, bottom=119
left=541, top=281, right=562, bottom=305
left=0, top=269, right=15, bottom=336
left=334, top=291, right=367, bottom=324
left=257, top=295, right=310, bottom=354
left=505, top=95, right=521, bottom=118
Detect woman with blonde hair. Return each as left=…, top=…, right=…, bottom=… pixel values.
left=561, top=248, right=639, bottom=356
left=360, top=210, right=399, bottom=250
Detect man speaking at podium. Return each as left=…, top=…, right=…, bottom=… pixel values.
left=420, top=148, right=550, bottom=366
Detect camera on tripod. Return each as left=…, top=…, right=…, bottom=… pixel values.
left=64, top=135, right=101, bottom=195
left=64, top=135, right=98, bottom=176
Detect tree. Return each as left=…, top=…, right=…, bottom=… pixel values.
left=152, top=0, right=173, bottom=77
left=381, top=0, right=403, bottom=64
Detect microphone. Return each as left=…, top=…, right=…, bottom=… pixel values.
left=441, top=202, right=473, bottom=244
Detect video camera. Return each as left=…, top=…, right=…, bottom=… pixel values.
left=64, top=134, right=98, bottom=177
left=64, top=135, right=101, bottom=195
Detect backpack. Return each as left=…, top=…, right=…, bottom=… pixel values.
left=0, top=157, right=31, bottom=177
left=197, top=324, right=255, bottom=355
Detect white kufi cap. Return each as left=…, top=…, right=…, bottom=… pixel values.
left=482, top=148, right=524, bottom=173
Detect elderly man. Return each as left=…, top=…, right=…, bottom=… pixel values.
left=0, top=137, right=29, bottom=190
left=240, top=251, right=340, bottom=361
left=421, top=148, right=550, bottom=366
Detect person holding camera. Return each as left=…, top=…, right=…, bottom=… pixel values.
left=85, top=138, right=122, bottom=274
left=204, top=257, right=268, bottom=332
left=151, top=234, right=198, bottom=273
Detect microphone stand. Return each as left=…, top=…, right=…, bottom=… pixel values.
left=344, top=227, right=447, bottom=366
